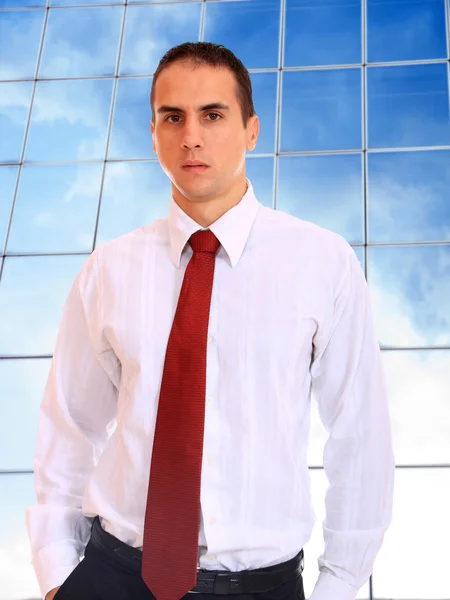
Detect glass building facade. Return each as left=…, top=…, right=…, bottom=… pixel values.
left=1, top=0, right=449, bottom=598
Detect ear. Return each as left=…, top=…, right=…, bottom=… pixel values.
left=150, top=120, right=156, bottom=153
left=246, top=115, right=260, bottom=152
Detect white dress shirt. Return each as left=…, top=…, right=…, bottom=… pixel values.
left=26, top=179, right=395, bottom=600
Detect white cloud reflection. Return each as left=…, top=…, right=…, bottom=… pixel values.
left=119, top=3, right=201, bottom=76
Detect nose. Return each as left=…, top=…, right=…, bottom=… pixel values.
left=181, top=118, right=204, bottom=150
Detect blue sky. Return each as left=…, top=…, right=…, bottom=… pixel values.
left=0, top=1, right=450, bottom=598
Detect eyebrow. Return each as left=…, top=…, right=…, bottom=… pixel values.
left=156, top=102, right=230, bottom=115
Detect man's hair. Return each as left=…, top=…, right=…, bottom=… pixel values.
left=150, top=41, right=255, bottom=127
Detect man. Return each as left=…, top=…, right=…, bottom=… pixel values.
left=26, top=42, right=395, bottom=600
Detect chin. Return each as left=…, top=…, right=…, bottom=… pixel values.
left=175, top=177, right=217, bottom=201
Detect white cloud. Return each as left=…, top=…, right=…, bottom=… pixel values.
left=62, top=164, right=103, bottom=205
left=0, top=81, right=33, bottom=125
left=32, top=211, right=56, bottom=227
left=30, top=79, right=109, bottom=129
left=121, top=4, right=201, bottom=75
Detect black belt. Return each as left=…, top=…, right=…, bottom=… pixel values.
left=88, top=516, right=304, bottom=595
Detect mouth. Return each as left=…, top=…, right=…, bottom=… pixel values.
left=181, top=161, right=210, bottom=173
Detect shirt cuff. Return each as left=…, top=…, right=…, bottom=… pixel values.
left=308, top=571, right=358, bottom=600
left=32, top=540, right=81, bottom=599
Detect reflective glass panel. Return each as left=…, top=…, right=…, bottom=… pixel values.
left=128, top=0, right=192, bottom=3
left=96, top=161, right=170, bottom=245
left=246, top=157, right=274, bottom=209
left=281, top=69, right=362, bottom=152
left=352, top=246, right=364, bottom=272
left=284, top=0, right=361, bottom=67
left=0, top=10, right=44, bottom=80
left=0, top=0, right=45, bottom=5
left=0, top=82, right=33, bottom=163
left=108, top=77, right=154, bottom=160
left=0, top=358, right=50, bottom=471
left=204, top=0, right=280, bottom=69
left=25, top=79, right=113, bottom=162
left=277, top=154, right=364, bottom=243
left=368, top=245, right=450, bottom=348
left=0, top=166, right=17, bottom=251
left=382, top=350, right=450, bottom=465
left=367, top=64, right=450, bottom=149
left=368, top=150, right=450, bottom=243
left=367, top=0, right=448, bottom=62
left=120, top=4, right=201, bottom=76
left=250, top=72, right=277, bottom=155
left=0, top=474, right=41, bottom=600
left=372, top=468, right=450, bottom=599
left=302, top=469, right=370, bottom=599
left=0, top=255, right=87, bottom=355
left=39, top=6, right=123, bottom=78
left=7, top=164, right=102, bottom=253
left=52, top=0, right=123, bottom=4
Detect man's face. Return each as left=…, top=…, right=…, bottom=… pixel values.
left=151, top=61, right=259, bottom=204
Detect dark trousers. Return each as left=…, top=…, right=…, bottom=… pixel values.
left=54, top=540, right=306, bottom=600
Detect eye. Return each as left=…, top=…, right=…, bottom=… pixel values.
left=166, top=115, right=181, bottom=123
left=206, top=113, right=221, bottom=121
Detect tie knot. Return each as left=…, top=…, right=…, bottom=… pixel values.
left=189, top=229, right=220, bottom=255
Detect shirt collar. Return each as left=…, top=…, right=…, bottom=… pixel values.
left=168, top=179, right=260, bottom=268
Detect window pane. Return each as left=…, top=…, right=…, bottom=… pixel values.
left=52, top=0, right=123, bottom=4
left=96, top=161, right=170, bottom=245
left=0, top=474, right=41, bottom=600
left=382, top=350, right=450, bottom=466
left=39, top=6, right=123, bottom=78
left=0, top=255, right=87, bottom=355
left=368, top=245, right=450, bottom=348
left=0, top=358, right=50, bottom=470
left=250, top=72, right=277, bottom=155
left=246, top=157, right=274, bottom=209
left=277, top=154, right=364, bottom=244
left=372, top=468, right=450, bottom=599
left=284, top=0, right=361, bottom=67
left=1, top=0, right=45, bottom=5
left=302, top=469, right=370, bottom=599
left=25, top=79, right=113, bottom=162
left=368, top=150, right=450, bottom=243
left=0, top=10, right=44, bottom=80
left=128, top=0, right=193, bottom=3
left=0, top=82, right=33, bottom=163
left=281, top=69, right=362, bottom=152
left=204, top=0, right=280, bottom=69
left=368, top=0, right=448, bottom=63
left=7, top=164, right=102, bottom=254
left=367, top=64, right=450, bottom=149
left=108, top=77, right=155, bottom=160
left=352, top=246, right=365, bottom=272
left=120, top=4, right=201, bottom=76
left=0, top=166, right=17, bottom=251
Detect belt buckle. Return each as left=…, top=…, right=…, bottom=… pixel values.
left=213, top=573, right=243, bottom=595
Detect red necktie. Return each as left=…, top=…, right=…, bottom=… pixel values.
left=142, top=229, right=221, bottom=600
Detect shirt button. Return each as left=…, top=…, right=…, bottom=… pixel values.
left=207, top=456, right=214, bottom=465
left=207, top=335, right=213, bottom=343
left=206, top=396, right=212, bottom=404
left=209, top=517, right=217, bottom=525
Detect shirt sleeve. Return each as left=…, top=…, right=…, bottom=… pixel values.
left=25, top=252, right=119, bottom=599
left=308, top=245, right=396, bottom=600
